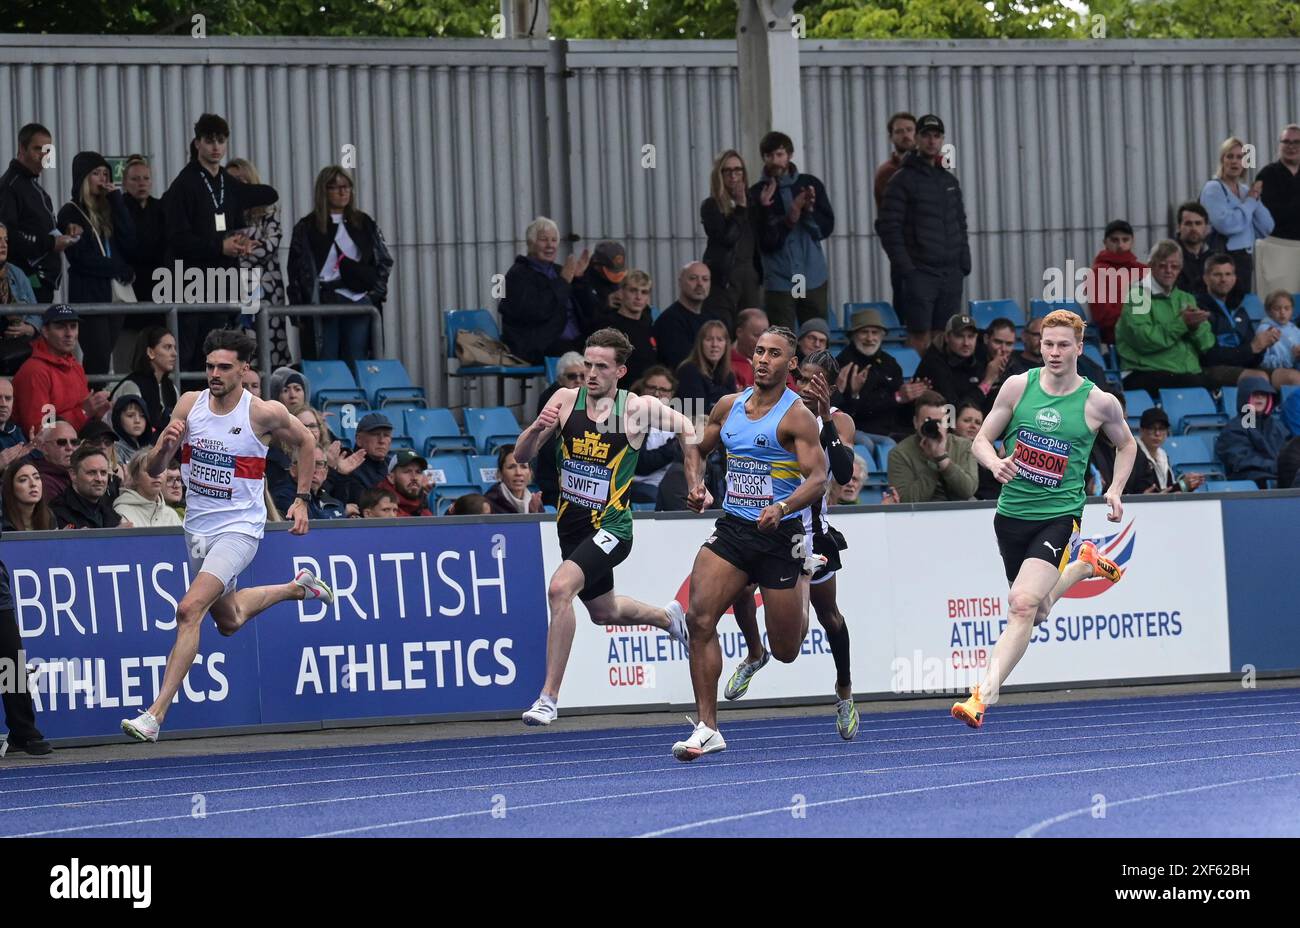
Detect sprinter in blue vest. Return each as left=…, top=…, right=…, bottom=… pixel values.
left=675, top=326, right=829, bottom=761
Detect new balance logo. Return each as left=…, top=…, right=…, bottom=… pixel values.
left=1042, top=541, right=1062, bottom=558
left=228, top=427, right=242, bottom=434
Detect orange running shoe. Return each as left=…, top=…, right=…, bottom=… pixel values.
left=951, top=685, right=985, bottom=729
left=1078, top=540, right=1124, bottom=583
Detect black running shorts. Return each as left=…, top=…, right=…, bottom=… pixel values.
left=701, top=513, right=805, bottom=590
left=992, top=512, right=1080, bottom=585
left=560, top=528, right=633, bottom=602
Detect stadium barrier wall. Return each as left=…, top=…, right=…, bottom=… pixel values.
left=6, top=492, right=1297, bottom=744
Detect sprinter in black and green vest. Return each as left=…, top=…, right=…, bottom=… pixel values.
left=952, top=310, right=1137, bottom=729
left=512, top=327, right=699, bottom=726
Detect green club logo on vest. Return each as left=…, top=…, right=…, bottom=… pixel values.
left=1035, top=407, right=1062, bottom=432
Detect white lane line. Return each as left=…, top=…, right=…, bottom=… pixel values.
left=12, top=732, right=1299, bottom=838
left=634, top=748, right=1300, bottom=838
left=6, top=705, right=1296, bottom=800
left=3, top=690, right=1291, bottom=784
left=1015, top=771, right=1300, bottom=838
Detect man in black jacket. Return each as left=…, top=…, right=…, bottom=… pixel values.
left=876, top=114, right=971, bottom=355
left=832, top=307, right=918, bottom=445
left=334, top=412, right=394, bottom=505
left=914, top=313, right=1002, bottom=412
left=653, top=261, right=717, bottom=370
left=51, top=445, right=127, bottom=529
left=1197, top=253, right=1273, bottom=386
left=121, top=155, right=168, bottom=320
left=162, top=114, right=277, bottom=372
left=0, top=123, right=82, bottom=302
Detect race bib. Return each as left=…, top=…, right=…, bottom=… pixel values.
left=187, top=447, right=235, bottom=500
left=725, top=464, right=774, bottom=508
left=1012, top=428, right=1071, bottom=488
left=592, top=529, right=620, bottom=554
left=560, top=459, right=612, bottom=509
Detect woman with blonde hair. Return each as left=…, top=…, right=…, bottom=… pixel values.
left=1200, top=135, right=1275, bottom=302
left=113, top=454, right=182, bottom=528
left=226, top=157, right=290, bottom=368
left=700, top=149, right=762, bottom=330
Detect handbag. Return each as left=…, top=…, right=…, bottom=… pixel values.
left=72, top=203, right=137, bottom=303
left=454, top=329, right=531, bottom=367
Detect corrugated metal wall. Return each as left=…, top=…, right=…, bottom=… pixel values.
left=3, top=36, right=1299, bottom=405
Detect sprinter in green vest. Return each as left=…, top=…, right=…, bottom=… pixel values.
left=952, top=310, right=1137, bottom=728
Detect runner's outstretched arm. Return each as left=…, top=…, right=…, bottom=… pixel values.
left=973, top=373, right=1025, bottom=483
left=684, top=396, right=731, bottom=511
left=1098, top=391, right=1136, bottom=522
left=514, top=388, right=573, bottom=463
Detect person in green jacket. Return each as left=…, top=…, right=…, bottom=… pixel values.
left=1115, top=239, right=1218, bottom=395
left=884, top=389, right=979, bottom=503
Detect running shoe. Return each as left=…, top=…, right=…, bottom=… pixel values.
left=665, top=599, right=690, bottom=657
left=522, top=697, right=557, bottom=726
left=835, top=697, right=859, bottom=741
left=293, top=568, right=336, bottom=603
left=951, top=686, right=985, bottom=729
left=672, top=721, right=726, bottom=762
left=1077, top=541, right=1123, bottom=583
left=121, top=711, right=161, bottom=743
left=724, top=651, right=770, bottom=701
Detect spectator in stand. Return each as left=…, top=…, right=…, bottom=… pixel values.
left=226, top=158, right=290, bottom=367
left=701, top=150, right=763, bottom=331
left=885, top=389, right=978, bottom=503
left=1174, top=201, right=1219, bottom=299
left=0, top=378, right=27, bottom=463
left=485, top=443, right=543, bottom=514
left=0, top=123, right=81, bottom=303
left=953, top=400, right=1001, bottom=501
left=13, top=305, right=112, bottom=436
left=51, top=444, right=127, bottom=529
left=600, top=269, right=656, bottom=386
left=1086, top=219, right=1148, bottom=345
left=913, top=313, right=1000, bottom=411
left=162, top=459, right=185, bottom=519
left=0, top=220, right=44, bottom=378
left=877, top=114, right=970, bottom=354
left=77, top=419, right=125, bottom=496
left=1278, top=433, right=1300, bottom=490
left=55, top=151, right=138, bottom=376
left=110, top=395, right=152, bottom=470
left=449, top=493, right=491, bottom=516
left=1215, top=374, right=1290, bottom=486
left=113, top=453, right=182, bottom=527
left=751, top=131, right=834, bottom=329
left=534, top=351, right=584, bottom=506
left=1257, top=291, right=1300, bottom=386
left=334, top=412, right=394, bottom=505
left=674, top=319, right=735, bottom=417
left=832, top=307, right=915, bottom=453
left=497, top=216, right=594, bottom=365
left=874, top=112, right=917, bottom=210
left=0, top=456, right=52, bottom=754
left=241, top=367, right=262, bottom=397
left=628, top=367, right=681, bottom=504
left=375, top=448, right=433, bottom=517
left=1127, top=407, right=1205, bottom=494
left=29, top=419, right=75, bottom=501
left=830, top=452, right=868, bottom=506
left=1116, top=240, right=1217, bottom=395
left=1201, top=136, right=1275, bottom=304
left=289, top=444, right=347, bottom=519
left=580, top=240, right=627, bottom=316
left=654, top=261, right=715, bottom=370
left=1, top=458, right=54, bottom=531
left=1256, top=124, right=1300, bottom=298
left=120, top=155, right=167, bottom=315
left=164, top=114, right=278, bottom=372
left=357, top=487, right=399, bottom=518
left=796, top=318, right=829, bottom=363
left=1197, top=252, right=1271, bottom=386
left=107, top=327, right=177, bottom=439
left=286, top=165, right=392, bottom=365
left=729, top=307, right=768, bottom=388
left=976, top=317, right=1017, bottom=410
left=268, top=367, right=309, bottom=416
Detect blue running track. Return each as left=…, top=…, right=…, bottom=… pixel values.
left=2, top=688, right=1297, bottom=837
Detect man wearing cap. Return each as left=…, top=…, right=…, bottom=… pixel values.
left=374, top=448, right=434, bottom=517
left=833, top=307, right=917, bottom=451
left=876, top=114, right=971, bottom=355
left=580, top=240, right=628, bottom=314
left=1215, top=374, right=1291, bottom=486
left=335, top=411, right=394, bottom=504
left=796, top=318, right=829, bottom=363
left=12, top=304, right=112, bottom=436
left=913, top=313, right=1003, bottom=410
left=1127, top=407, right=1205, bottom=494
left=654, top=261, right=718, bottom=370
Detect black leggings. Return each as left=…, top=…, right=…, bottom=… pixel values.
left=1, top=601, right=41, bottom=743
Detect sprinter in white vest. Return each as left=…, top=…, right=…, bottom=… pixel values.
left=121, top=329, right=335, bottom=743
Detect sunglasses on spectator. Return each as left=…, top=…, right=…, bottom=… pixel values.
left=51, top=438, right=77, bottom=447
left=562, top=371, right=583, bottom=382
left=721, top=167, right=745, bottom=175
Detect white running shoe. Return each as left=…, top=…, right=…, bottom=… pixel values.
left=665, top=599, right=690, bottom=657
left=522, top=697, right=558, bottom=726
left=672, top=721, right=726, bottom=762
left=293, top=568, right=335, bottom=604
left=121, top=711, right=160, bottom=743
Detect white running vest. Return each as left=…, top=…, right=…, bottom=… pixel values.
left=181, top=389, right=269, bottom=538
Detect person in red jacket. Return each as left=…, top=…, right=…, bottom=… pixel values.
left=1087, top=220, right=1149, bottom=345
left=374, top=448, right=433, bottom=517
left=12, top=304, right=111, bottom=436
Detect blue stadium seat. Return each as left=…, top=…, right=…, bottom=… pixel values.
left=443, top=308, right=545, bottom=379
left=427, top=452, right=471, bottom=487
left=1082, top=343, right=1112, bottom=377
left=353, top=359, right=426, bottom=408
left=300, top=361, right=369, bottom=412
left=650, top=305, right=662, bottom=323
left=1292, top=293, right=1300, bottom=322
left=434, top=492, right=483, bottom=516
left=1158, top=388, right=1226, bottom=433
left=320, top=409, right=355, bottom=447
left=545, top=356, right=560, bottom=384
left=404, top=408, right=475, bottom=455
left=1219, top=386, right=1239, bottom=419
left=464, top=406, right=522, bottom=453
left=1204, top=479, right=1260, bottom=493
left=630, top=502, right=655, bottom=512
left=1164, top=434, right=1224, bottom=478
left=1281, top=384, right=1300, bottom=407
left=843, top=301, right=907, bottom=343
left=1029, top=299, right=1101, bottom=345
left=468, top=454, right=499, bottom=490
left=1240, top=292, right=1265, bottom=322
left=890, top=346, right=922, bottom=379
left=389, top=435, right=415, bottom=450
left=968, top=298, right=1026, bottom=330
left=1123, top=390, right=1155, bottom=430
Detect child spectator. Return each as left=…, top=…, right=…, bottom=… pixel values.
left=1256, top=290, right=1300, bottom=385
